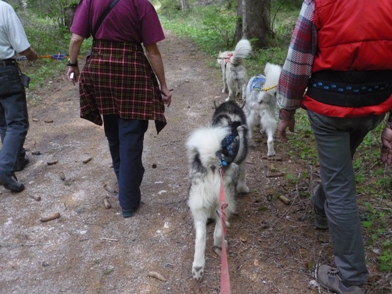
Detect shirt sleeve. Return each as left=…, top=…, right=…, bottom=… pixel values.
left=277, top=0, right=317, bottom=111
left=140, top=4, right=165, bottom=46
left=7, top=7, right=30, bottom=54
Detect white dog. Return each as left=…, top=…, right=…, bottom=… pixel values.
left=186, top=101, right=249, bottom=281
left=245, top=62, right=282, bottom=156
left=217, top=39, right=252, bottom=101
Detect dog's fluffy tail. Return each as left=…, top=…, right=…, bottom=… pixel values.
left=230, top=39, right=252, bottom=66
left=186, top=126, right=231, bottom=167
left=263, top=62, right=282, bottom=89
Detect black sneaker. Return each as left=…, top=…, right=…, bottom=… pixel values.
left=0, top=172, right=25, bottom=192
left=14, top=155, right=29, bottom=172
left=317, top=265, right=365, bottom=294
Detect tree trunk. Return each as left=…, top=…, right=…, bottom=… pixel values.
left=181, top=0, right=189, bottom=11
left=64, top=4, right=77, bottom=29
left=235, top=0, right=272, bottom=49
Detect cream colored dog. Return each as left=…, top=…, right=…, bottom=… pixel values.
left=217, top=39, right=252, bottom=101
left=245, top=63, right=282, bottom=156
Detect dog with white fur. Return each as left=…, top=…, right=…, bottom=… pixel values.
left=245, top=62, right=282, bottom=156
left=217, top=39, right=252, bottom=101
left=186, top=101, right=249, bottom=281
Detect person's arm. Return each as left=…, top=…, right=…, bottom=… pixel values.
left=144, top=43, right=172, bottom=107
left=277, top=0, right=316, bottom=142
left=18, top=47, right=38, bottom=61
left=67, top=33, right=84, bottom=85
left=381, top=112, right=392, bottom=165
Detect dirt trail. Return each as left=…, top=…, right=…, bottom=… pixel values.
left=0, top=31, right=383, bottom=294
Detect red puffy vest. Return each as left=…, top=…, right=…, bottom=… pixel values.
left=302, top=0, right=392, bottom=117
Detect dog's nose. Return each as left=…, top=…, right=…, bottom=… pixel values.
left=211, top=165, right=216, bottom=173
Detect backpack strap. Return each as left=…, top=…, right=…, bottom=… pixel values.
left=92, top=0, right=120, bottom=38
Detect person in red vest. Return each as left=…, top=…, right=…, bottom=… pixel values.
left=277, top=0, right=392, bottom=293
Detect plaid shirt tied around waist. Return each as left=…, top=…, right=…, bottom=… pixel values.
left=79, top=40, right=167, bottom=133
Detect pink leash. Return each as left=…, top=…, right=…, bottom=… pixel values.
left=219, top=167, right=231, bottom=294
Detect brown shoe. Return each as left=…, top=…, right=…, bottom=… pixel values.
left=317, top=265, right=365, bottom=294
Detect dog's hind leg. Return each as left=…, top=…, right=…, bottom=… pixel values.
left=213, top=216, right=228, bottom=249
left=236, top=161, right=249, bottom=194
left=192, top=216, right=207, bottom=281
left=222, top=76, right=228, bottom=94
left=225, top=89, right=234, bottom=101
left=241, top=84, right=247, bottom=101
left=246, top=111, right=257, bottom=146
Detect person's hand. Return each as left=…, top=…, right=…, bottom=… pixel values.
left=380, top=125, right=392, bottom=165
left=277, top=117, right=295, bottom=142
left=161, top=87, right=172, bottom=107
left=19, top=47, right=38, bottom=62
left=67, top=66, right=80, bottom=86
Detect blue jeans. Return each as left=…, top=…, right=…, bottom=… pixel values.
left=0, top=104, right=26, bottom=168
left=308, top=110, right=385, bottom=286
left=103, top=115, right=148, bottom=212
left=0, top=63, right=29, bottom=174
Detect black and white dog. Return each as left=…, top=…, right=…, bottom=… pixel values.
left=245, top=62, right=282, bottom=156
left=186, top=101, right=249, bottom=281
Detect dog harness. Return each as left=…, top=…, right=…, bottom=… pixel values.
left=249, top=75, right=266, bottom=92
left=216, top=127, right=240, bottom=167
left=224, top=53, right=233, bottom=65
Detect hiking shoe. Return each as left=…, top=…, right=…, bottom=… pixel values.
left=0, top=172, right=25, bottom=192
left=313, top=206, right=328, bottom=230
left=317, top=265, right=365, bottom=294
left=122, top=209, right=136, bottom=218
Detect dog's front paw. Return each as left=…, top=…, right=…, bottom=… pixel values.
left=192, top=265, right=204, bottom=281
left=267, top=150, right=276, bottom=157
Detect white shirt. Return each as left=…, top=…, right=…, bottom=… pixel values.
left=0, top=0, right=30, bottom=59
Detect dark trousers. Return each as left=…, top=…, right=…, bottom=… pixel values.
left=0, top=64, right=29, bottom=174
left=103, top=115, right=148, bottom=212
left=0, top=105, right=26, bottom=169
left=308, top=110, right=385, bottom=286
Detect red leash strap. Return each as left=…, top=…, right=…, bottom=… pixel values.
left=219, top=167, right=231, bottom=294
left=224, top=53, right=233, bottom=65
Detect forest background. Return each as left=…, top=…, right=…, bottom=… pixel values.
left=3, top=0, right=392, bottom=291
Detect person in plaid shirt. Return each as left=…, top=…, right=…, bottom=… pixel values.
left=277, top=0, right=392, bottom=293
left=67, top=0, right=172, bottom=218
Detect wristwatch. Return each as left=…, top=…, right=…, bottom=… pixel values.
left=66, top=58, right=78, bottom=67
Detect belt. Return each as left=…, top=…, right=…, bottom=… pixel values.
left=1, top=59, right=17, bottom=66
left=307, top=79, right=392, bottom=107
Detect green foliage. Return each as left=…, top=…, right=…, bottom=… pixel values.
left=362, top=202, right=392, bottom=272
left=160, top=4, right=238, bottom=55
left=159, top=2, right=295, bottom=68
left=17, top=10, right=92, bottom=92
left=26, top=0, right=79, bottom=27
